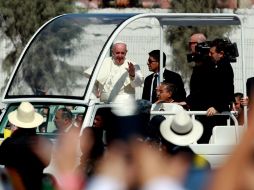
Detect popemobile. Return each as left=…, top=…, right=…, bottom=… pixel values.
left=0, top=13, right=247, bottom=172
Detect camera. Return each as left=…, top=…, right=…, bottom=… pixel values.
left=187, top=38, right=239, bottom=63
left=219, top=39, right=239, bottom=62
left=187, top=42, right=210, bottom=62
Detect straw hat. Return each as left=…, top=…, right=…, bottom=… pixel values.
left=160, top=111, right=203, bottom=146
left=8, top=102, right=43, bottom=128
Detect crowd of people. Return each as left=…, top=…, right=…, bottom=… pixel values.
left=0, top=99, right=254, bottom=190
left=0, top=35, right=253, bottom=189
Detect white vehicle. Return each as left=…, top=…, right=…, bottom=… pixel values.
left=0, top=13, right=247, bottom=168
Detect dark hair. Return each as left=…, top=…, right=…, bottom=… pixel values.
left=234, top=92, right=243, bottom=99
left=96, top=108, right=107, bottom=118
left=148, top=115, right=166, bottom=140
left=12, top=128, right=36, bottom=137
left=148, top=50, right=166, bottom=67
left=247, top=77, right=254, bottom=98
left=234, top=92, right=244, bottom=109
left=210, top=38, right=226, bottom=53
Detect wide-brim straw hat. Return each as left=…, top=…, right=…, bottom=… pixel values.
left=8, top=102, right=43, bottom=128
left=160, top=111, right=203, bottom=146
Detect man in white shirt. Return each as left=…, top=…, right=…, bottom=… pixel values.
left=86, top=41, right=144, bottom=103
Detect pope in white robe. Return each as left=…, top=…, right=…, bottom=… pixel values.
left=85, top=41, right=144, bottom=103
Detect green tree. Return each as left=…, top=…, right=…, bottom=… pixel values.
left=166, top=0, right=235, bottom=84
left=0, top=0, right=86, bottom=94
left=0, top=0, right=75, bottom=71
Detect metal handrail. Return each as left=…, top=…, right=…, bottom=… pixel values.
left=150, top=110, right=238, bottom=126
left=150, top=110, right=241, bottom=143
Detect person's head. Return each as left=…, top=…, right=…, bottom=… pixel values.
left=147, top=50, right=166, bottom=73
left=39, top=123, right=47, bottom=133
left=8, top=102, right=43, bottom=130
left=93, top=109, right=107, bottom=128
left=112, top=41, right=127, bottom=65
left=75, top=113, right=84, bottom=128
left=157, top=82, right=176, bottom=102
left=209, top=38, right=226, bottom=63
left=189, top=33, right=207, bottom=53
left=93, top=115, right=104, bottom=128
left=136, top=99, right=152, bottom=137
left=247, top=77, right=254, bottom=100
left=54, top=108, right=73, bottom=132
left=148, top=115, right=166, bottom=141
left=234, top=92, right=243, bottom=112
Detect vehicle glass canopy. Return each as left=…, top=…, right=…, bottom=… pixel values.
left=4, top=13, right=244, bottom=105
left=5, top=13, right=135, bottom=100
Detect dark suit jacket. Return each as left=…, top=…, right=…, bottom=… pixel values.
left=142, top=69, right=186, bottom=103
left=247, top=77, right=254, bottom=97
left=187, top=59, right=234, bottom=112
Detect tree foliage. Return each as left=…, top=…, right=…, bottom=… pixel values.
left=0, top=0, right=87, bottom=94
left=18, top=17, right=84, bottom=95
left=0, top=0, right=75, bottom=71
left=166, top=0, right=235, bottom=84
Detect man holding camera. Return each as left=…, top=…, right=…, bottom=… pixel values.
left=187, top=33, right=208, bottom=109
left=187, top=36, right=235, bottom=143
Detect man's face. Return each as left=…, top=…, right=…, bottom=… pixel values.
left=93, top=115, right=104, bottom=128
left=189, top=35, right=199, bottom=53
left=54, top=110, right=65, bottom=130
left=147, top=56, right=159, bottom=72
left=209, top=46, right=223, bottom=63
left=112, top=43, right=127, bottom=65
left=234, top=97, right=242, bottom=112
left=189, top=33, right=206, bottom=54
left=157, top=84, right=171, bottom=102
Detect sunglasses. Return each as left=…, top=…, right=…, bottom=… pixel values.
left=147, top=59, right=158, bottom=64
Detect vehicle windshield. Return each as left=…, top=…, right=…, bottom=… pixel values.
left=6, top=13, right=135, bottom=99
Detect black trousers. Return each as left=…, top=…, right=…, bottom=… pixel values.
left=196, top=115, right=228, bottom=144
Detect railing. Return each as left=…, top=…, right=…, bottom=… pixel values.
left=150, top=110, right=239, bottom=127
left=151, top=110, right=243, bottom=144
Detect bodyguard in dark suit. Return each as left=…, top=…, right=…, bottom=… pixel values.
left=142, top=50, right=186, bottom=103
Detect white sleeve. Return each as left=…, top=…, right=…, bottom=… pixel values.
left=141, top=177, right=186, bottom=190
left=86, top=176, right=127, bottom=190
left=130, top=64, right=144, bottom=87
